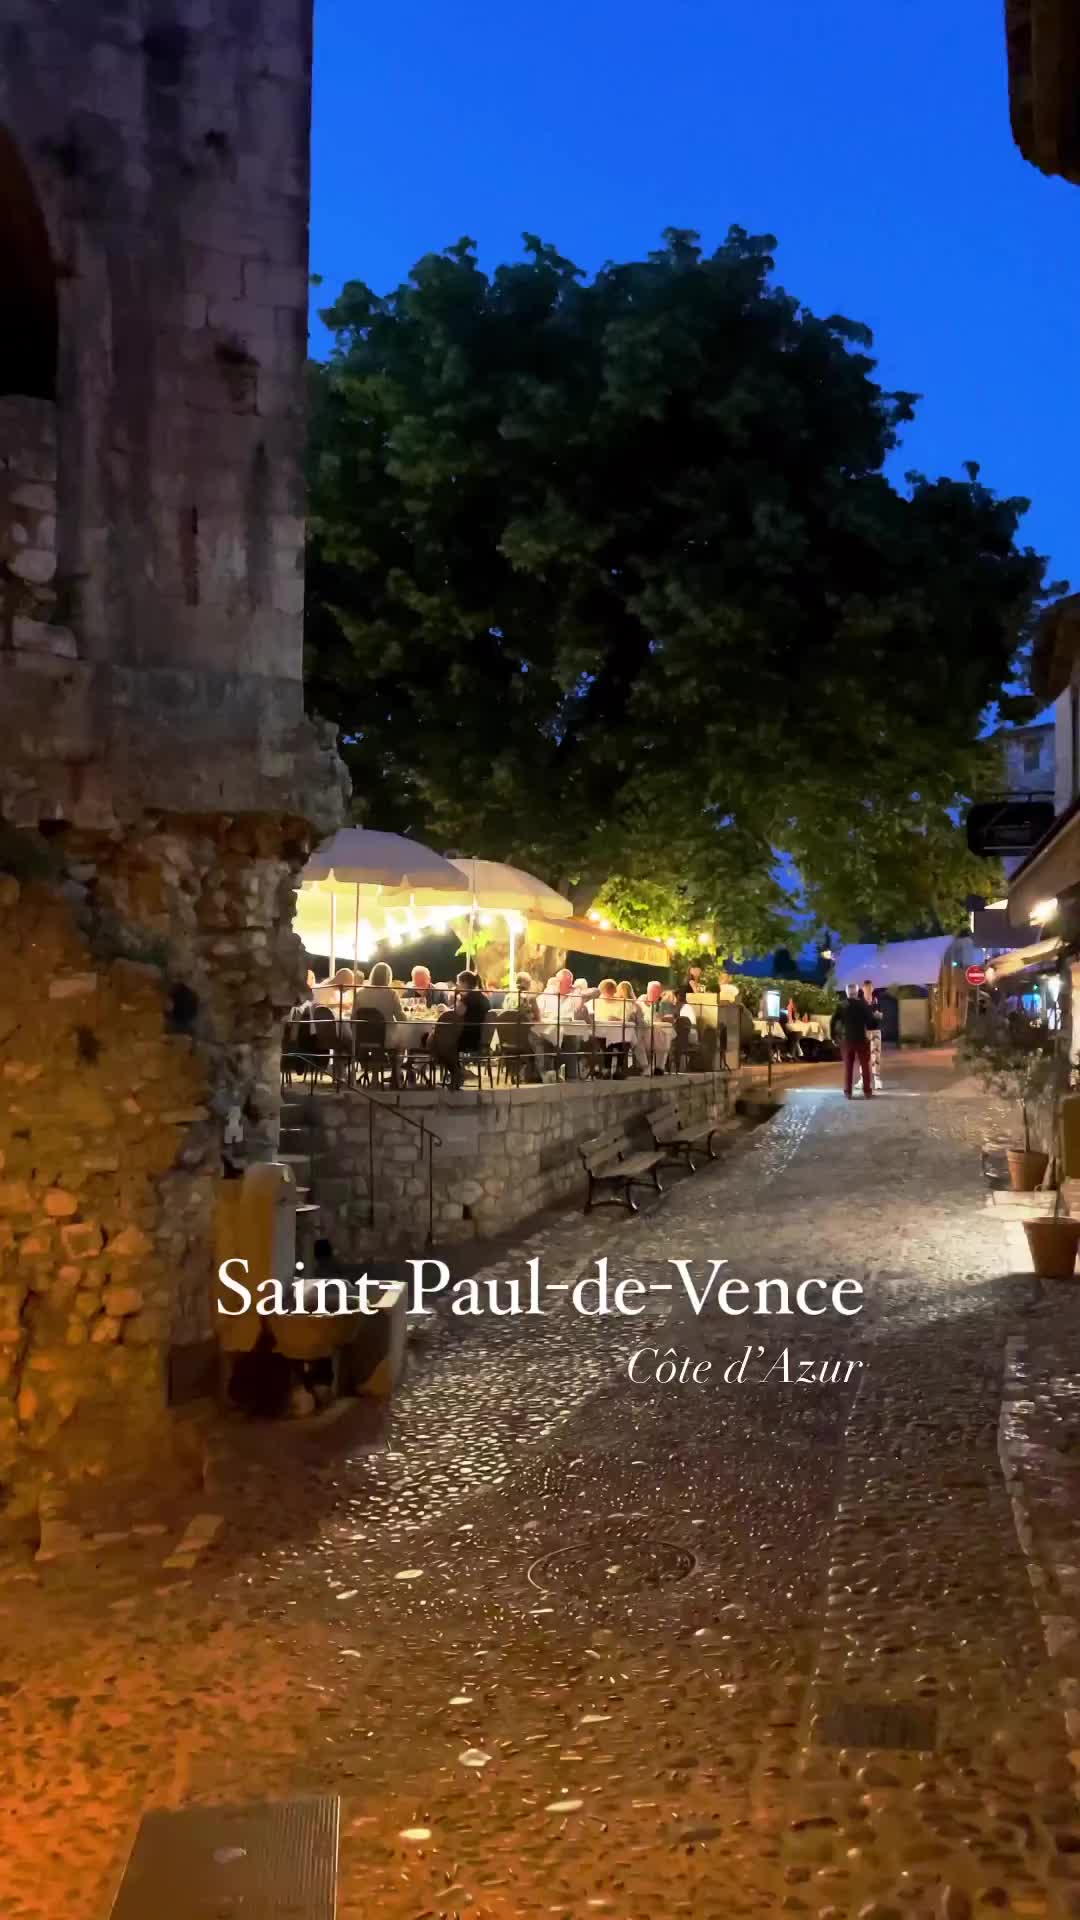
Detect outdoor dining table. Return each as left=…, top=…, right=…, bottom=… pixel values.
left=787, top=1018, right=827, bottom=1040
left=384, top=1015, right=440, bottom=1052
left=535, top=1016, right=594, bottom=1045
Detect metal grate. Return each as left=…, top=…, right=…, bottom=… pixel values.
left=109, top=1795, right=339, bottom=1919
left=814, top=1700, right=938, bottom=1751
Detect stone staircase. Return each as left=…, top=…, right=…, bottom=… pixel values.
left=277, top=1095, right=323, bottom=1261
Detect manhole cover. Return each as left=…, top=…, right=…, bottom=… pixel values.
left=528, top=1541, right=696, bottom=1596
left=815, top=1700, right=937, bottom=1751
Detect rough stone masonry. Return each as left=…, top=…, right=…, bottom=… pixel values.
left=0, top=0, right=344, bottom=1533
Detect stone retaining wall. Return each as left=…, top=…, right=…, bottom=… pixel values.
left=0, top=819, right=316, bottom=1534
left=304, top=1073, right=745, bottom=1257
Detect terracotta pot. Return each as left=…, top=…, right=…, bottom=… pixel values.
left=1007, top=1147, right=1050, bottom=1192
left=1023, top=1217, right=1080, bottom=1279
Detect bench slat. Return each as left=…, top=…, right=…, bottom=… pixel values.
left=654, top=1122, right=716, bottom=1147
left=584, top=1147, right=663, bottom=1178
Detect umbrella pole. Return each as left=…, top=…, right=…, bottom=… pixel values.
left=330, top=892, right=336, bottom=975
left=353, top=886, right=360, bottom=971
left=508, top=917, right=517, bottom=994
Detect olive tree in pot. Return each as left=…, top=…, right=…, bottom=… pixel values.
left=958, top=1027, right=1068, bottom=1191
left=1022, top=1161, right=1080, bottom=1279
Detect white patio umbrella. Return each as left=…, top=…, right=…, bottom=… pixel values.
left=297, top=829, right=466, bottom=971
left=386, top=857, right=573, bottom=975
left=445, top=860, right=573, bottom=977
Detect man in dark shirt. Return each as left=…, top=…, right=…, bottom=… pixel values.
left=831, top=988, right=880, bottom=1100
left=455, top=969, right=491, bottom=1053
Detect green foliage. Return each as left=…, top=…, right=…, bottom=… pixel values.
left=588, top=870, right=789, bottom=963
left=726, top=974, right=834, bottom=1018
left=796, top=737, right=1010, bottom=941
left=306, top=228, right=1051, bottom=941
left=958, top=1024, right=1070, bottom=1151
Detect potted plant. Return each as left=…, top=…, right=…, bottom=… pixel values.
left=958, top=1027, right=1068, bottom=1191
left=1023, top=1162, right=1080, bottom=1278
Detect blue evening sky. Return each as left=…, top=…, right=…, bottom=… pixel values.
left=310, top=0, right=1079, bottom=594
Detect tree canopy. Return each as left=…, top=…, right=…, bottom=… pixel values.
left=305, top=227, right=1051, bottom=951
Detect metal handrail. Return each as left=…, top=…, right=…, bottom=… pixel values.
left=282, top=1049, right=443, bottom=1246
left=338, top=1077, right=444, bottom=1146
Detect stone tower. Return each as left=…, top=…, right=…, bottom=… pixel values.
left=0, top=0, right=344, bottom=1529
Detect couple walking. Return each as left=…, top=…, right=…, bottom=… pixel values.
left=832, top=980, right=884, bottom=1100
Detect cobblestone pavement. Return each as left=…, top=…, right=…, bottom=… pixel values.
left=3, top=1049, right=1079, bottom=1920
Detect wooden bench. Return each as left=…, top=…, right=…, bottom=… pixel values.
left=646, top=1094, right=720, bottom=1172
left=580, top=1119, right=666, bottom=1213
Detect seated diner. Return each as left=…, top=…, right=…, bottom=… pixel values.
left=353, top=961, right=404, bottom=1026
left=313, top=966, right=358, bottom=1016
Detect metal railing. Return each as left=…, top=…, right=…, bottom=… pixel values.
left=282, top=1051, right=443, bottom=1247
left=285, top=988, right=835, bottom=1104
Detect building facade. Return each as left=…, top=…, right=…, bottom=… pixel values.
left=0, top=1, right=344, bottom=1530
left=1002, top=1, right=1080, bottom=1039
left=998, top=721, right=1055, bottom=801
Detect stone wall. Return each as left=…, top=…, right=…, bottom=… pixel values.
left=0, top=0, right=343, bottom=823
left=1, top=0, right=315, bottom=679
left=0, top=396, right=72, bottom=659
left=303, top=1074, right=743, bottom=1258
left=0, top=815, right=320, bottom=1530
left=0, top=3, right=347, bottom=1526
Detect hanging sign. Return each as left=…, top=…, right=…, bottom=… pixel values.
left=966, top=798, right=1055, bottom=857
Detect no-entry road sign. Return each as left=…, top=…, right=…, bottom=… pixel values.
left=966, top=964, right=987, bottom=987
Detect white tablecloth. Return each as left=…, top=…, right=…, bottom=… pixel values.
left=534, top=1017, right=594, bottom=1045
left=641, top=1024, right=674, bottom=1064
left=384, top=1017, right=439, bottom=1052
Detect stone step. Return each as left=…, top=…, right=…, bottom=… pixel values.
left=986, top=1189, right=1058, bottom=1213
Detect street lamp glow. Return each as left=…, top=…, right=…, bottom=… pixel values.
left=822, top=947, right=833, bottom=961
left=1032, top=898, right=1059, bottom=923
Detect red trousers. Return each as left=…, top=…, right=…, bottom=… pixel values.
left=842, top=1039, right=872, bottom=1098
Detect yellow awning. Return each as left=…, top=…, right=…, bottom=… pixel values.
left=526, top=914, right=672, bottom=967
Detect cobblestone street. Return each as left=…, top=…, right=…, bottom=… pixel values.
left=5, top=1049, right=1080, bottom=1920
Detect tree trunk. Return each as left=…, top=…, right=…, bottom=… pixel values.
left=556, top=876, right=606, bottom=919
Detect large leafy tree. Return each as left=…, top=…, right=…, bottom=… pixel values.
left=305, top=228, right=1049, bottom=947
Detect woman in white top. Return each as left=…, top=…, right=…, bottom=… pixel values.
left=352, top=960, right=405, bottom=1029
left=313, top=967, right=359, bottom=1018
